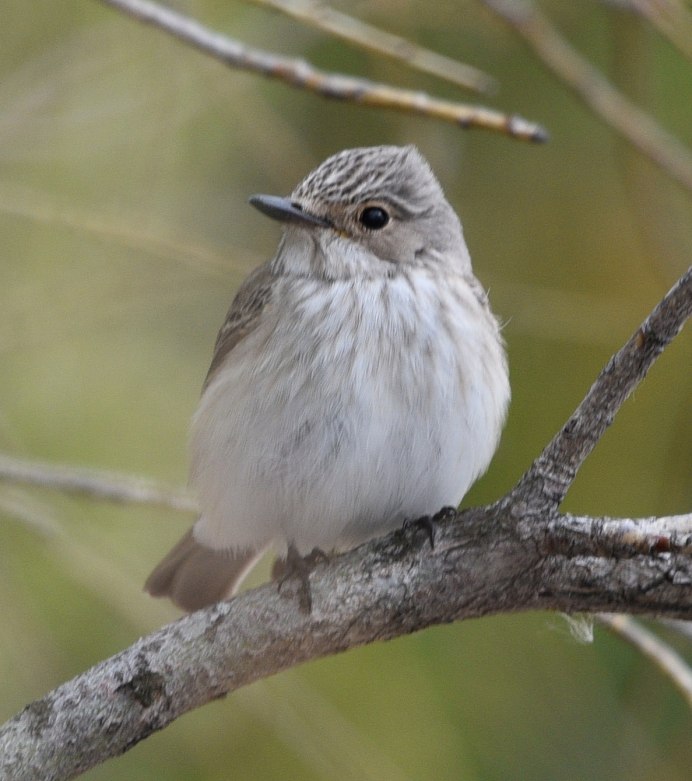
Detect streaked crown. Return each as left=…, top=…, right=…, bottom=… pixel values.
left=291, top=145, right=444, bottom=216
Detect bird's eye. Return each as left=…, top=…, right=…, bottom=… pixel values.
left=358, top=206, right=390, bottom=230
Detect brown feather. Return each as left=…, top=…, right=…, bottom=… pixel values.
left=203, top=262, right=275, bottom=388
left=144, top=529, right=265, bottom=612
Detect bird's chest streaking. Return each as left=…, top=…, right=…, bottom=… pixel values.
left=190, top=266, right=508, bottom=555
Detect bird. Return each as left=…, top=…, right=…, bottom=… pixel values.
left=145, top=145, right=510, bottom=611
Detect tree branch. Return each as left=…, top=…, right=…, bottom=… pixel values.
left=0, top=453, right=197, bottom=513
left=610, top=0, right=692, bottom=60
left=247, top=0, right=497, bottom=94
left=96, top=0, right=548, bottom=141
left=660, top=618, right=692, bottom=641
left=481, top=0, right=692, bottom=192
left=0, top=509, right=690, bottom=781
left=597, top=614, right=692, bottom=707
left=512, top=266, right=692, bottom=508
left=0, top=264, right=689, bottom=780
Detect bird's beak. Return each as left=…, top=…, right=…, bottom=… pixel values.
left=249, top=195, right=331, bottom=228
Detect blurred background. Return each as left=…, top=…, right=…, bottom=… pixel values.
left=1, top=1, right=691, bottom=779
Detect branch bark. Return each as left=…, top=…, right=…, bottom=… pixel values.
left=0, top=269, right=689, bottom=781
left=96, top=0, right=547, bottom=141
left=0, top=508, right=690, bottom=781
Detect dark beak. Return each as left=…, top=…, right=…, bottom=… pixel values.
left=249, top=194, right=331, bottom=228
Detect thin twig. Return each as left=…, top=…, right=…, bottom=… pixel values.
left=481, top=0, right=692, bottom=192
left=0, top=183, right=234, bottom=276
left=597, top=614, right=692, bottom=707
left=608, top=8, right=688, bottom=283
left=611, top=0, right=692, bottom=59
left=96, top=0, right=548, bottom=141
left=248, top=0, right=496, bottom=94
left=659, top=619, right=692, bottom=641
left=512, top=266, right=692, bottom=507
left=0, top=453, right=197, bottom=513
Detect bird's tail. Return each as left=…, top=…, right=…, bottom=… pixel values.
left=144, top=528, right=265, bottom=612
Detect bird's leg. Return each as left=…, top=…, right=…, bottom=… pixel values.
left=403, top=515, right=435, bottom=549
left=403, top=506, right=457, bottom=549
left=275, top=544, right=328, bottom=613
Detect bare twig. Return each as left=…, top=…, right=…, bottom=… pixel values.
left=608, top=10, right=689, bottom=282
left=481, top=0, right=692, bottom=192
left=0, top=183, right=234, bottom=276
left=611, top=0, right=692, bottom=59
left=659, top=619, right=692, bottom=641
left=0, top=453, right=197, bottom=513
left=598, top=614, right=692, bottom=707
left=512, top=266, right=692, bottom=508
left=96, top=0, right=548, bottom=141
left=248, top=0, right=496, bottom=94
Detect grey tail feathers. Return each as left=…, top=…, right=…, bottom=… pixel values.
left=144, top=528, right=264, bottom=612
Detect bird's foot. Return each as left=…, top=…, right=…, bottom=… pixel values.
left=275, top=545, right=328, bottom=612
left=403, top=506, right=457, bottom=549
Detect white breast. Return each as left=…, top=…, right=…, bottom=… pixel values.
left=190, top=268, right=509, bottom=555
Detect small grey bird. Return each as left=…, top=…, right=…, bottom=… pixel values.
left=145, top=145, right=510, bottom=611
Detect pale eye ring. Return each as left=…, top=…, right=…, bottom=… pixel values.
left=358, top=206, right=390, bottom=230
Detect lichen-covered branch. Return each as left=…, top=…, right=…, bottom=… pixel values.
left=1, top=507, right=691, bottom=781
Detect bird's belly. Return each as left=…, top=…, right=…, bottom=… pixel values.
left=190, top=274, right=508, bottom=554
left=194, top=374, right=467, bottom=552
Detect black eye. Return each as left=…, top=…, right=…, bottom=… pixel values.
left=359, top=206, right=390, bottom=230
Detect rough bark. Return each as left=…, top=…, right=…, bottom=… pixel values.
left=0, top=507, right=690, bottom=781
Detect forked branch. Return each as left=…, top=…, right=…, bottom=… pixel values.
left=0, top=268, right=689, bottom=781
